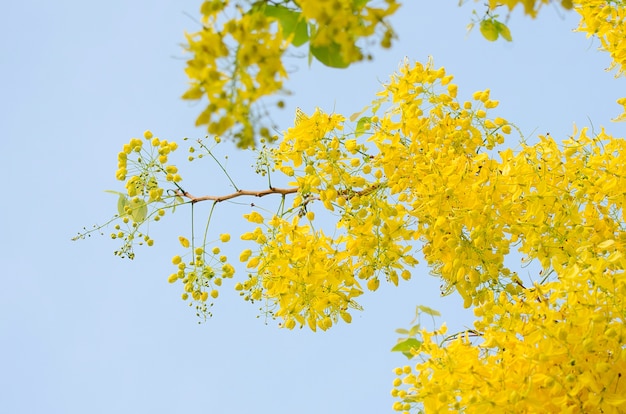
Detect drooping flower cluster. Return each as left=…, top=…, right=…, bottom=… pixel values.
left=575, top=0, right=626, bottom=78
left=182, top=0, right=400, bottom=148
left=386, top=70, right=626, bottom=412
left=168, top=234, right=236, bottom=319
left=234, top=59, right=512, bottom=329
left=237, top=212, right=361, bottom=331
left=393, top=258, right=626, bottom=412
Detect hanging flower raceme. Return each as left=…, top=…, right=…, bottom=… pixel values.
left=183, top=0, right=401, bottom=148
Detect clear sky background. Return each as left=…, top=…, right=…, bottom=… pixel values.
left=1, top=1, right=625, bottom=413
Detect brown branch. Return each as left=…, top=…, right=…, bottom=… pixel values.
left=175, top=182, right=386, bottom=204
left=176, top=187, right=299, bottom=203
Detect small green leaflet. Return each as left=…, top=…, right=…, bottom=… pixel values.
left=129, top=198, right=148, bottom=223
left=391, top=338, right=422, bottom=359
left=262, top=5, right=309, bottom=47
left=355, top=116, right=372, bottom=137
left=105, top=190, right=129, bottom=217
left=310, top=42, right=350, bottom=68
left=416, top=304, right=441, bottom=317
left=480, top=18, right=512, bottom=42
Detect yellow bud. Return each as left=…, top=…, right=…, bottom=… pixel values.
left=220, top=233, right=231, bottom=242
left=484, top=99, right=499, bottom=109
left=247, top=257, right=260, bottom=268
left=239, top=249, right=252, bottom=262
left=244, top=211, right=264, bottom=224
left=345, top=139, right=357, bottom=153
left=447, top=83, right=458, bottom=98
left=340, top=311, right=352, bottom=323
left=179, top=236, right=190, bottom=248
left=144, top=130, right=153, bottom=139
left=367, top=277, right=380, bottom=291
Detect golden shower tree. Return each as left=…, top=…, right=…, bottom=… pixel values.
left=76, top=1, right=626, bottom=412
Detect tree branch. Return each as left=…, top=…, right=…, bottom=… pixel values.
left=177, top=187, right=299, bottom=203
left=176, top=182, right=385, bottom=204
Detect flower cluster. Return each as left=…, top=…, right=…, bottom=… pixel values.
left=393, top=266, right=626, bottom=412
left=299, top=0, right=400, bottom=61
left=236, top=213, right=361, bottom=331
left=109, top=130, right=182, bottom=258
left=575, top=0, right=626, bottom=77
left=168, top=234, right=236, bottom=319
left=574, top=0, right=626, bottom=121
left=385, top=64, right=626, bottom=411
left=183, top=0, right=400, bottom=148
left=365, top=58, right=517, bottom=306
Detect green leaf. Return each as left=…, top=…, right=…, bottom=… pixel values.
left=352, top=0, right=368, bottom=8
left=395, top=328, right=410, bottom=335
left=310, top=42, right=350, bottom=68
left=494, top=20, right=512, bottom=42
left=171, top=195, right=185, bottom=213
left=117, top=194, right=129, bottom=217
left=105, top=190, right=129, bottom=217
left=417, top=305, right=441, bottom=317
left=355, top=116, right=372, bottom=137
left=408, top=324, right=421, bottom=337
left=262, top=5, right=309, bottom=47
left=480, top=19, right=499, bottom=42
left=349, top=107, right=369, bottom=122
left=130, top=198, right=148, bottom=223
left=391, top=338, right=422, bottom=359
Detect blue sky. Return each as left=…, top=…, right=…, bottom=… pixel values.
left=1, top=1, right=625, bottom=413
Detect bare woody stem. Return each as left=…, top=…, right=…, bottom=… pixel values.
left=176, top=182, right=385, bottom=204
left=176, top=187, right=299, bottom=203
